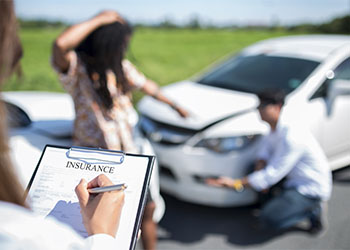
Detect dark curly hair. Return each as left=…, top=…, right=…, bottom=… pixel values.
left=75, top=21, right=133, bottom=110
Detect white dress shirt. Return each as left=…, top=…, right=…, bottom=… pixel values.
left=0, top=201, right=117, bottom=250
left=247, top=122, right=332, bottom=201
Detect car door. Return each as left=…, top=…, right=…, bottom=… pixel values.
left=309, top=57, right=350, bottom=168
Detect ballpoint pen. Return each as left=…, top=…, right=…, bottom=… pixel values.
left=88, top=183, right=127, bottom=194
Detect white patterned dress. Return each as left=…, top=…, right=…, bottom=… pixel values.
left=53, top=51, right=146, bottom=153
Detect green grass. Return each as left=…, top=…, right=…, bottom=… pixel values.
left=3, top=27, right=301, bottom=104
left=4, top=27, right=65, bottom=92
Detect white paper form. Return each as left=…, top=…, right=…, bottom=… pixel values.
left=27, top=146, right=153, bottom=250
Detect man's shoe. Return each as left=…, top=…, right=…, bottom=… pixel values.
left=308, top=202, right=328, bottom=237
left=308, top=219, right=324, bottom=235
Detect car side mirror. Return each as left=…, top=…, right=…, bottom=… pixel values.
left=326, top=79, right=350, bottom=115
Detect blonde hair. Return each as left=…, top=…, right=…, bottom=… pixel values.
left=0, top=0, right=27, bottom=207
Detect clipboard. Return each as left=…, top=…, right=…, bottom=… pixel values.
left=26, top=144, right=155, bottom=250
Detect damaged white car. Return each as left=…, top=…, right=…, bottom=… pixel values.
left=138, top=35, right=350, bottom=207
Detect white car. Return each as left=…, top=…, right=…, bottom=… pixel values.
left=137, top=35, right=350, bottom=207
left=3, top=92, right=75, bottom=188
left=3, top=91, right=165, bottom=221
left=3, top=92, right=155, bottom=185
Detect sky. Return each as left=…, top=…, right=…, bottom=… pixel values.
left=15, top=0, right=350, bottom=27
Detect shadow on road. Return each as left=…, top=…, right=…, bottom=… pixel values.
left=158, top=192, right=307, bottom=246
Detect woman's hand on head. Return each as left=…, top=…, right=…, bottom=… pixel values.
left=75, top=174, right=125, bottom=237
left=95, top=10, right=125, bottom=26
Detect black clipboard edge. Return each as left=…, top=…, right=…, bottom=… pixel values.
left=129, top=154, right=155, bottom=250
left=25, top=144, right=156, bottom=250
left=25, top=144, right=51, bottom=196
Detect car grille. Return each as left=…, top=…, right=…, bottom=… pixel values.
left=138, top=115, right=198, bottom=145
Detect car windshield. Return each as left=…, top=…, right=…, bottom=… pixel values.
left=198, top=54, right=320, bottom=94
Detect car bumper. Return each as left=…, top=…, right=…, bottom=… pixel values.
left=150, top=141, right=261, bottom=207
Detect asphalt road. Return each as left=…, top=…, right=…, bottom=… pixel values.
left=137, top=166, right=350, bottom=250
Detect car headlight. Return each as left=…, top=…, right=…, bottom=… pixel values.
left=138, top=115, right=196, bottom=144
left=194, top=134, right=260, bottom=153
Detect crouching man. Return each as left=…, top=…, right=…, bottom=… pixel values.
left=207, top=89, right=332, bottom=235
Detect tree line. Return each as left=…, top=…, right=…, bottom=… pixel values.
left=288, top=15, right=350, bottom=34
left=19, top=15, right=350, bottom=34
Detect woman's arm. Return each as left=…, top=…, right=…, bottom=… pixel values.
left=141, top=79, right=189, bottom=118
left=122, top=49, right=189, bottom=118
left=52, top=10, right=124, bottom=73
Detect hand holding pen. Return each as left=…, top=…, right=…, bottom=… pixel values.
left=75, top=174, right=125, bottom=237
left=88, top=183, right=127, bottom=194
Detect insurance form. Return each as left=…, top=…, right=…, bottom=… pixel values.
left=27, top=145, right=154, bottom=250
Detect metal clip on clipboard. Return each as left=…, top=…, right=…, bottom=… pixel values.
left=66, top=146, right=125, bottom=165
